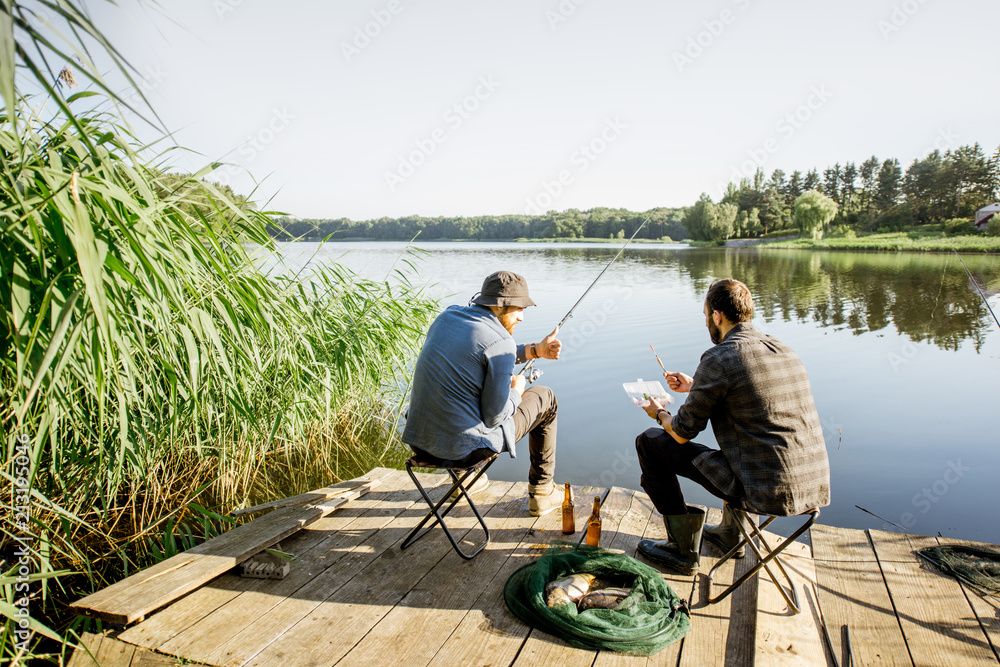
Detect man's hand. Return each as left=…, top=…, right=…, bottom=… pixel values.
left=664, top=371, right=693, bottom=393
left=536, top=326, right=561, bottom=360
left=510, top=373, right=526, bottom=396
left=640, top=397, right=665, bottom=420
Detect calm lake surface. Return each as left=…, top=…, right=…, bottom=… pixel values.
left=276, top=241, right=1000, bottom=543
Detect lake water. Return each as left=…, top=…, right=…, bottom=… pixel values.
left=275, top=241, right=1000, bottom=543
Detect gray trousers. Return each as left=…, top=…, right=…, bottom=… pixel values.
left=513, top=386, right=558, bottom=487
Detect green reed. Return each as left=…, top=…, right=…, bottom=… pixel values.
left=0, top=96, right=436, bottom=662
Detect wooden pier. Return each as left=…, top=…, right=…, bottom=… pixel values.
left=69, top=467, right=1000, bottom=666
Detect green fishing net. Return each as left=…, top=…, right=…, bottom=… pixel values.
left=503, top=541, right=690, bottom=656
left=917, top=545, right=1000, bottom=596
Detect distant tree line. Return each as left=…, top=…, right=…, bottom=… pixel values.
left=265, top=143, right=999, bottom=244
left=683, top=143, right=999, bottom=241
left=266, top=207, right=688, bottom=242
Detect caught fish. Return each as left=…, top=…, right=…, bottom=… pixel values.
left=577, top=587, right=632, bottom=611
left=545, top=573, right=596, bottom=608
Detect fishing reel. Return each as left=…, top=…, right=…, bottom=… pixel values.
left=516, top=363, right=544, bottom=384
left=525, top=367, right=544, bottom=383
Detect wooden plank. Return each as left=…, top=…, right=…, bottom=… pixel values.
left=66, top=632, right=105, bottom=667
left=934, top=536, right=1000, bottom=663
left=869, top=529, right=998, bottom=666
left=236, top=478, right=518, bottom=667
left=70, top=472, right=383, bottom=624
left=230, top=478, right=371, bottom=516
left=424, top=485, right=607, bottom=667
left=674, top=506, right=757, bottom=667
left=131, top=470, right=445, bottom=665
left=754, top=532, right=828, bottom=665
left=811, top=524, right=912, bottom=666
left=87, top=633, right=135, bottom=667
left=175, top=475, right=511, bottom=666
left=119, top=468, right=409, bottom=651
left=336, top=480, right=540, bottom=666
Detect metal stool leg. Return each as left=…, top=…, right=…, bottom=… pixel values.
left=707, top=507, right=820, bottom=614
left=400, top=457, right=494, bottom=560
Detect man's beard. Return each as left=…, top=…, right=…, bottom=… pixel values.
left=708, top=317, right=722, bottom=344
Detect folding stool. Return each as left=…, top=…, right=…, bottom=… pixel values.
left=401, top=451, right=499, bottom=560
left=706, top=502, right=821, bottom=614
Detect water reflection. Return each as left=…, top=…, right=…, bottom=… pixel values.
left=551, top=247, right=1000, bottom=352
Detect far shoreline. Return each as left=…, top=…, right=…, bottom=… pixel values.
left=270, top=235, right=1000, bottom=254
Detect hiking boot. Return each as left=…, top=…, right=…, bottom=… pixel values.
left=528, top=482, right=560, bottom=516
left=702, top=502, right=748, bottom=558
left=638, top=505, right=707, bottom=575
left=449, top=474, right=489, bottom=501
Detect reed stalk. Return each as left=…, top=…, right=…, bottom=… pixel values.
left=1, top=8, right=438, bottom=659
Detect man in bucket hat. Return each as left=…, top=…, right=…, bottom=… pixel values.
left=403, top=271, right=563, bottom=516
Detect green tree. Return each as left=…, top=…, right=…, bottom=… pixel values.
left=803, top=168, right=821, bottom=192
left=711, top=202, right=739, bottom=241
left=875, top=158, right=903, bottom=215
left=794, top=190, right=838, bottom=239
left=682, top=193, right=714, bottom=241
left=859, top=156, right=880, bottom=218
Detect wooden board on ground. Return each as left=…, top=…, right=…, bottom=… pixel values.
left=230, top=478, right=372, bottom=516
left=70, top=471, right=384, bottom=624
left=673, top=506, right=757, bottom=667
left=336, top=480, right=541, bottom=666
left=136, top=470, right=450, bottom=666
left=67, top=632, right=213, bottom=667
left=234, top=478, right=517, bottom=667
left=811, top=524, right=912, bottom=666
left=868, top=529, right=998, bottom=666
left=424, top=485, right=606, bottom=667
left=754, top=532, right=828, bottom=665
left=118, top=468, right=415, bottom=655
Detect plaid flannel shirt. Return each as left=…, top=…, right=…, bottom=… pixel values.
left=670, top=323, right=831, bottom=516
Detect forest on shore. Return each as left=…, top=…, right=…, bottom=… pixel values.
left=266, top=143, right=999, bottom=244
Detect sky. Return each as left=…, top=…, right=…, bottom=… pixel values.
left=62, top=0, right=1000, bottom=220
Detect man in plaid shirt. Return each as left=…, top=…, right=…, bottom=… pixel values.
left=634, top=279, right=831, bottom=575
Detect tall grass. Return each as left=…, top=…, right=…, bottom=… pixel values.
left=2, top=61, right=436, bottom=667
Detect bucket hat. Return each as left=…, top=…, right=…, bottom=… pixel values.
left=471, top=271, right=536, bottom=308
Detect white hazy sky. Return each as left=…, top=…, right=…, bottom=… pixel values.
left=75, top=0, right=1000, bottom=219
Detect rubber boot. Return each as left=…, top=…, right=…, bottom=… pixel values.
left=637, top=505, right=706, bottom=575
left=702, top=502, right=747, bottom=558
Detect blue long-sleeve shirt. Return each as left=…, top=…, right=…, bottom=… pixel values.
left=402, top=305, right=527, bottom=460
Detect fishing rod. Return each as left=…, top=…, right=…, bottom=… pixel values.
left=953, top=249, right=1000, bottom=332
left=518, top=213, right=654, bottom=382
